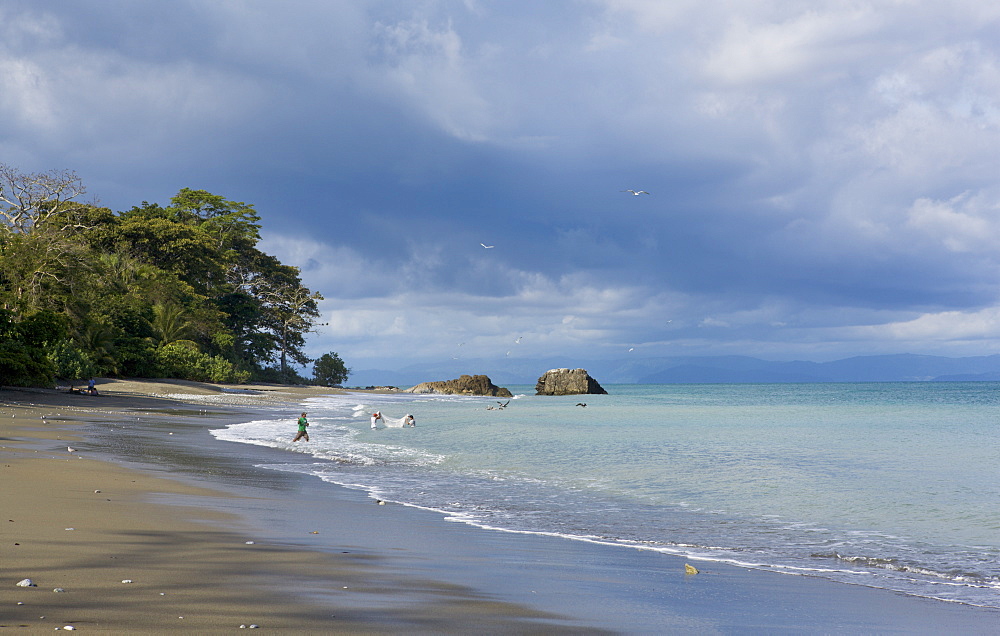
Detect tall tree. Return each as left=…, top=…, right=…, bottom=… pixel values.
left=259, top=281, right=323, bottom=377
left=0, top=164, right=87, bottom=234
left=313, top=352, right=350, bottom=386
left=0, top=165, right=95, bottom=316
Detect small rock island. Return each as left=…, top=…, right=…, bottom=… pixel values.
left=535, top=368, right=608, bottom=395
left=405, top=374, right=513, bottom=397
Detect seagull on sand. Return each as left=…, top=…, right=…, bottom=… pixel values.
left=480, top=243, right=495, bottom=248
left=621, top=189, right=650, bottom=195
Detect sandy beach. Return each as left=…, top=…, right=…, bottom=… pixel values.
left=0, top=380, right=588, bottom=633
left=3, top=378, right=1000, bottom=634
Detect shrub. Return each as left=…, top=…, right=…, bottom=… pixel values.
left=156, top=342, right=250, bottom=384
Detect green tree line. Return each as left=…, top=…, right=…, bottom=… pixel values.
left=0, top=163, right=349, bottom=387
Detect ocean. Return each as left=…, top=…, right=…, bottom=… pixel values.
left=210, top=382, right=1000, bottom=609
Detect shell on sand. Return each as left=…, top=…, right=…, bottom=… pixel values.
left=16, top=578, right=35, bottom=587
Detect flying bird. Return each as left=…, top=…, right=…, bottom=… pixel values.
left=621, top=189, right=650, bottom=196
left=480, top=243, right=494, bottom=248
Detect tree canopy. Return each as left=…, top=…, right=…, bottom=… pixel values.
left=313, top=352, right=350, bottom=386
left=0, top=164, right=344, bottom=387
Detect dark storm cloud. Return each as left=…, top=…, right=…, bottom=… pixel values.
left=4, top=1, right=1000, bottom=366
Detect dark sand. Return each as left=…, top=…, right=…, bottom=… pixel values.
left=3, top=379, right=999, bottom=634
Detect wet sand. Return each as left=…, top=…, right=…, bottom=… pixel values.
left=3, top=379, right=999, bottom=634
left=0, top=380, right=588, bottom=633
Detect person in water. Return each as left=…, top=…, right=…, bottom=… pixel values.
left=293, top=412, right=309, bottom=442
left=404, top=414, right=416, bottom=427
left=370, top=411, right=383, bottom=429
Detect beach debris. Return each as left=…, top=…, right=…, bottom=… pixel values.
left=65, top=528, right=74, bottom=531
left=684, top=563, right=700, bottom=575
left=121, top=579, right=132, bottom=583
left=63, top=626, right=76, bottom=631
left=376, top=499, right=385, bottom=505
left=94, top=490, right=101, bottom=493
left=310, top=531, right=319, bottom=534
left=53, top=587, right=66, bottom=592
left=245, top=541, right=255, bottom=545
left=16, top=578, right=36, bottom=587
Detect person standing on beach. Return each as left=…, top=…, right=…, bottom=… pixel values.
left=371, top=411, right=383, bottom=429
left=293, top=412, right=309, bottom=442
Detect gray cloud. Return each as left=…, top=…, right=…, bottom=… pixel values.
left=4, top=1, right=1000, bottom=368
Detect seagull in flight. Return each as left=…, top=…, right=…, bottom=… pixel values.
left=621, top=189, right=650, bottom=196
left=480, top=243, right=495, bottom=248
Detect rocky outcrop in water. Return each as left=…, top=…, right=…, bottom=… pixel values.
left=405, top=374, right=512, bottom=397
left=535, top=368, right=608, bottom=395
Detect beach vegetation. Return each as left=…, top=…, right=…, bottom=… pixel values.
left=313, top=352, right=350, bottom=386
left=47, top=338, right=97, bottom=382
left=0, top=309, right=64, bottom=386
left=0, top=163, right=335, bottom=387
left=155, top=341, right=251, bottom=384
left=150, top=301, right=195, bottom=347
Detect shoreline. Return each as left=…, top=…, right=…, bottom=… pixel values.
left=1, top=380, right=594, bottom=633
left=4, top=379, right=1000, bottom=633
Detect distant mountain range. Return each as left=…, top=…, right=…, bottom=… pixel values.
left=347, top=353, right=1000, bottom=388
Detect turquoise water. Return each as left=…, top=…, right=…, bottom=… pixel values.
left=211, top=382, right=1000, bottom=608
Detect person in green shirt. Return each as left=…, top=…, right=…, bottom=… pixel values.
left=292, top=412, right=309, bottom=442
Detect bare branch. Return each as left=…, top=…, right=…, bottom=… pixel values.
left=0, top=163, right=86, bottom=234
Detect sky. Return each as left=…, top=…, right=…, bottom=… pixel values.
left=4, top=1, right=1000, bottom=372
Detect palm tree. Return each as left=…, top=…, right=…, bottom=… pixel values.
left=151, top=302, right=194, bottom=348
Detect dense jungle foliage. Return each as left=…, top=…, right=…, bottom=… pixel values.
left=0, top=164, right=345, bottom=387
